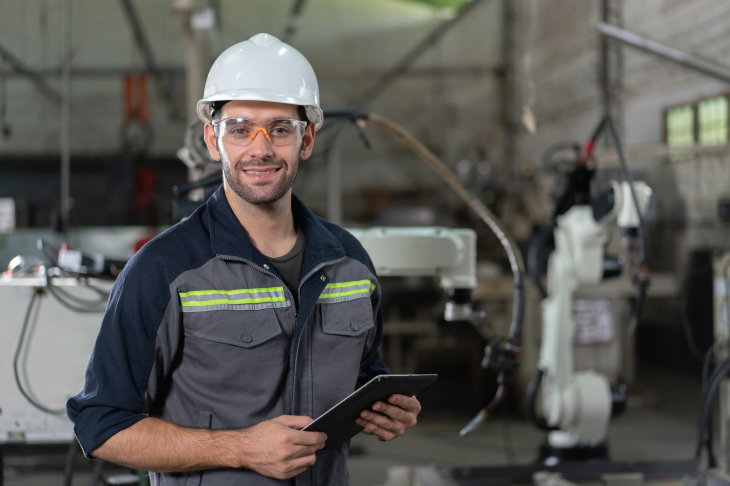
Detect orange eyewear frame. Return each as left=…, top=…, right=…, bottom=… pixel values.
left=250, top=128, right=271, bottom=142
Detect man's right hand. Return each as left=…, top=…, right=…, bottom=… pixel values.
left=236, top=415, right=327, bottom=479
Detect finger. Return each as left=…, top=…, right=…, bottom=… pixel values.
left=293, top=430, right=327, bottom=446
left=356, top=417, right=396, bottom=441
left=274, top=415, right=315, bottom=429
left=360, top=410, right=405, bottom=434
left=387, top=395, right=422, bottom=414
left=288, top=453, right=318, bottom=469
left=289, top=443, right=325, bottom=459
left=371, top=401, right=414, bottom=425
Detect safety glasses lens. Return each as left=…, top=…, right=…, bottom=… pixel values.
left=216, top=119, right=305, bottom=147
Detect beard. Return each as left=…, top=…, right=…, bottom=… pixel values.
left=219, top=140, right=299, bottom=206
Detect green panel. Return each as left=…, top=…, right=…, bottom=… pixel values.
left=395, top=0, right=469, bottom=10
left=666, top=104, right=695, bottom=148
left=698, top=96, right=729, bottom=146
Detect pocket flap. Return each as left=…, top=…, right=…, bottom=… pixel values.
left=188, top=311, right=282, bottom=348
left=322, top=298, right=375, bottom=337
left=323, top=319, right=375, bottom=337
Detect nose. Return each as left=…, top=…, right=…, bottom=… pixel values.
left=246, top=128, right=275, bottom=158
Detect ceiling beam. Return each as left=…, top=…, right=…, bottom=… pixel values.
left=357, top=0, right=493, bottom=106
left=598, top=22, right=730, bottom=86
left=0, top=41, right=61, bottom=104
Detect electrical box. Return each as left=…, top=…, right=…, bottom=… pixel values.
left=0, top=198, right=15, bottom=234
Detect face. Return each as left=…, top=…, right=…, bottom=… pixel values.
left=204, top=100, right=315, bottom=206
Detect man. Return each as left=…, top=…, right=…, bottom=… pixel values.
left=67, top=33, right=421, bottom=485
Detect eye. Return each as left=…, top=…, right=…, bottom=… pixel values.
left=227, top=124, right=251, bottom=136
left=270, top=123, right=294, bottom=135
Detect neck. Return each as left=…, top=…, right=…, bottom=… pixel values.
left=224, top=182, right=297, bottom=258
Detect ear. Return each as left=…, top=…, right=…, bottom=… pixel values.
left=298, top=123, right=316, bottom=160
left=203, top=123, right=222, bottom=161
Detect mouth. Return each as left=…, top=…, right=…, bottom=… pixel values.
left=241, top=167, right=282, bottom=180
left=244, top=168, right=279, bottom=175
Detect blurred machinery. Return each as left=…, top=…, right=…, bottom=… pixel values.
left=525, top=115, right=654, bottom=463
left=534, top=180, right=651, bottom=458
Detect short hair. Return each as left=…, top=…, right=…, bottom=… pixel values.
left=211, top=101, right=308, bottom=124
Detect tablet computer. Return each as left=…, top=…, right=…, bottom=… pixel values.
left=302, top=374, right=437, bottom=449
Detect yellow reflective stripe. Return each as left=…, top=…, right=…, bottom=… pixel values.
left=319, top=289, right=369, bottom=299
left=179, top=287, right=284, bottom=297
left=181, top=296, right=286, bottom=306
left=324, top=280, right=373, bottom=289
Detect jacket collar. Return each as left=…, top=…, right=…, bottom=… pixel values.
left=206, top=185, right=345, bottom=272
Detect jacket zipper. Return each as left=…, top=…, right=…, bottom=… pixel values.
left=217, top=255, right=298, bottom=315
left=290, top=257, right=345, bottom=412
left=217, top=254, right=346, bottom=413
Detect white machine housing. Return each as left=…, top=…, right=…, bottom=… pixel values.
left=1, top=227, right=477, bottom=444
left=347, top=227, right=477, bottom=290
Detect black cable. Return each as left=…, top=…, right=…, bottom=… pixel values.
left=702, top=346, right=715, bottom=393
left=46, top=282, right=106, bottom=313
left=48, top=276, right=108, bottom=307
left=63, top=438, right=79, bottom=486
left=605, top=116, right=647, bottom=267
left=696, top=355, right=730, bottom=465
left=13, top=288, right=66, bottom=415
left=90, top=458, right=105, bottom=485
left=527, top=223, right=557, bottom=299
left=525, top=368, right=558, bottom=432
left=680, top=285, right=709, bottom=362
left=604, top=116, right=650, bottom=325
left=500, top=391, right=515, bottom=465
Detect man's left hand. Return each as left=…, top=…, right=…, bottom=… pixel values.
left=355, top=394, right=421, bottom=441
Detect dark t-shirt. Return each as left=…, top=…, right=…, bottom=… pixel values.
left=267, top=224, right=307, bottom=307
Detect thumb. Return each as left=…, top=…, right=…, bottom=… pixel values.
left=273, top=415, right=314, bottom=429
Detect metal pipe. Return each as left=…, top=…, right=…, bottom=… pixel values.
left=327, top=134, right=342, bottom=226
left=282, top=0, right=308, bottom=44
left=4, top=66, right=183, bottom=78
left=598, top=22, right=730, bottom=85
left=60, top=0, right=72, bottom=238
left=358, top=0, right=493, bottom=105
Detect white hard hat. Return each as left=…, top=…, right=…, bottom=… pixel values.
left=196, top=33, right=323, bottom=130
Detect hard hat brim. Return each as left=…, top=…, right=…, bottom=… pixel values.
left=197, top=90, right=323, bottom=131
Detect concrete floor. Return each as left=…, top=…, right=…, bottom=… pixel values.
left=2, top=368, right=701, bottom=486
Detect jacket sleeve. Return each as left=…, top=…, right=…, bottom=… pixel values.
left=66, top=248, right=179, bottom=458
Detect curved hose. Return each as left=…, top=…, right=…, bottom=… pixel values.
left=527, top=222, right=557, bottom=299
left=14, top=288, right=66, bottom=415
left=459, top=372, right=507, bottom=436
left=365, top=112, right=526, bottom=345
left=525, top=369, right=558, bottom=431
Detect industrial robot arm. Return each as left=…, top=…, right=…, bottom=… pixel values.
left=538, top=181, right=652, bottom=448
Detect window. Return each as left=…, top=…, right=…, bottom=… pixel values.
left=666, top=104, right=695, bottom=148
left=698, top=96, right=729, bottom=146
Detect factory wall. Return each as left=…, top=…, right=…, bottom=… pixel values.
left=0, top=0, right=505, bottom=226
left=507, top=0, right=730, bottom=374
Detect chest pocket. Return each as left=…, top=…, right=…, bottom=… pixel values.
left=320, top=296, right=375, bottom=338
left=180, top=286, right=291, bottom=348
left=187, top=310, right=283, bottom=348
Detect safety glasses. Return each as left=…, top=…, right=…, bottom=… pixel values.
left=213, top=117, right=308, bottom=147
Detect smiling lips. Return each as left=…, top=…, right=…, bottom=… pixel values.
left=242, top=167, right=282, bottom=180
